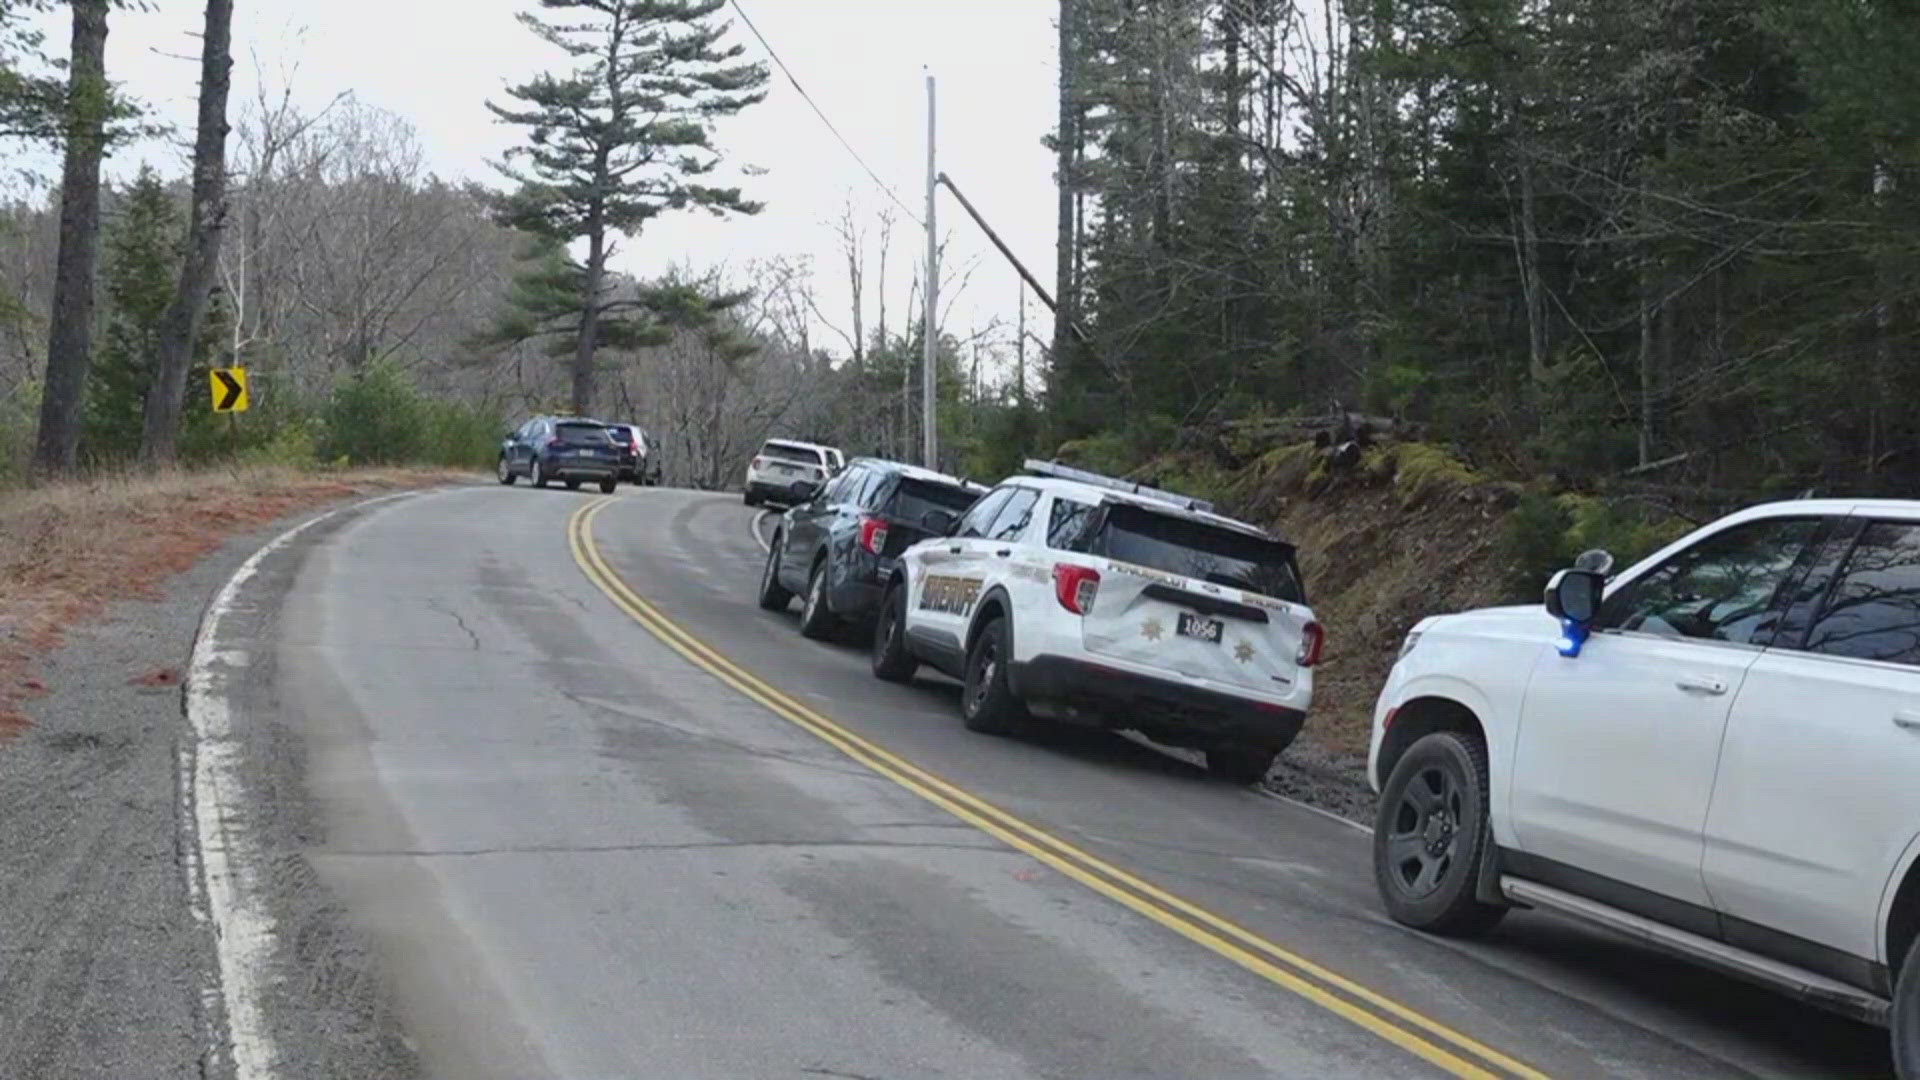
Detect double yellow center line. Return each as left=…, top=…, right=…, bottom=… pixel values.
left=568, top=497, right=1548, bottom=1080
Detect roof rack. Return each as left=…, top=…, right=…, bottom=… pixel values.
left=1021, top=459, right=1216, bottom=514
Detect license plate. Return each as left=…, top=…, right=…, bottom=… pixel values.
left=1176, top=612, right=1224, bottom=644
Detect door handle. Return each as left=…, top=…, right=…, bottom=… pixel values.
left=995, top=549, right=1011, bottom=558
left=1895, top=711, right=1920, bottom=732
left=948, top=545, right=962, bottom=554
left=1675, top=674, right=1728, bottom=696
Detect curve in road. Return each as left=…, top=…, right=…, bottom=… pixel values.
left=237, top=484, right=1892, bottom=1080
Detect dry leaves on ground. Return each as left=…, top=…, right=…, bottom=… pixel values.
left=0, top=466, right=466, bottom=736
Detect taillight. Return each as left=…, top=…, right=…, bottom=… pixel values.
left=1052, top=564, right=1101, bottom=615
left=545, top=436, right=561, bottom=450
left=1297, top=621, right=1325, bottom=667
left=752, top=456, right=765, bottom=470
left=859, top=516, right=889, bottom=555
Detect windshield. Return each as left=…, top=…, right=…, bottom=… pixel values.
left=1093, top=504, right=1305, bottom=603
left=760, top=441, right=822, bottom=465
left=889, top=478, right=981, bottom=525
left=555, top=422, right=613, bottom=444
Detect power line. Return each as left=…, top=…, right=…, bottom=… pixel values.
left=726, top=0, right=924, bottom=226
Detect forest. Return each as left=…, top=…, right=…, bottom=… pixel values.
left=0, top=0, right=1915, bottom=501
left=1046, top=0, right=1920, bottom=496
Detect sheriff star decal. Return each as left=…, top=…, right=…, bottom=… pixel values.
left=1141, top=617, right=1164, bottom=641
left=1233, top=640, right=1256, bottom=664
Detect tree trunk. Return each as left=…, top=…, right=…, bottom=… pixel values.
left=1052, top=0, right=1077, bottom=366
left=140, top=0, right=234, bottom=466
left=574, top=201, right=606, bottom=416
left=1638, top=268, right=1655, bottom=467
left=32, top=0, right=112, bottom=475
left=1870, top=160, right=1894, bottom=474
left=1519, top=152, right=1549, bottom=386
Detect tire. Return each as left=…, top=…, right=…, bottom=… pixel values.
left=531, top=458, right=548, bottom=488
left=496, top=456, right=516, bottom=485
left=599, top=477, right=617, bottom=494
left=798, top=559, right=837, bottom=640
left=871, top=581, right=918, bottom=683
left=756, top=537, right=792, bottom=612
left=1205, top=744, right=1278, bottom=785
left=744, top=489, right=761, bottom=507
left=1373, top=730, right=1507, bottom=937
left=1895, top=935, right=1920, bottom=1080
left=961, top=617, right=1029, bottom=736
left=565, top=478, right=582, bottom=490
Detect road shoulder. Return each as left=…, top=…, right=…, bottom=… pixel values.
left=0, top=485, right=448, bottom=1080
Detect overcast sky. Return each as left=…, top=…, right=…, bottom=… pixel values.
left=36, top=0, right=1060, bottom=385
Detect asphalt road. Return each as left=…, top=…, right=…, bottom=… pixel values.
left=244, top=483, right=1893, bottom=1079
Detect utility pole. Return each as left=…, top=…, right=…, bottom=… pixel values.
left=922, top=72, right=939, bottom=470
left=1016, top=283, right=1026, bottom=405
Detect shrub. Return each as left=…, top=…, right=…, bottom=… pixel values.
left=1500, top=490, right=1692, bottom=600
left=1052, top=432, right=1132, bottom=475
left=1388, top=443, right=1481, bottom=507
left=419, top=399, right=502, bottom=470
left=321, top=363, right=429, bottom=467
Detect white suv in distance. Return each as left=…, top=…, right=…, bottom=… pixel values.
left=871, top=460, right=1323, bottom=783
left=1368, top=499, right=1920, bottom=1071
left=744, top=439, right=844, bottom=507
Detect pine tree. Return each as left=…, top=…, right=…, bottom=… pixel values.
left=487, top=0, right=769, bottom=416
left=85, top=166, right=179, bottom=461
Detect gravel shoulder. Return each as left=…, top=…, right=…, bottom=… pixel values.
left=0, top=482, right=462, bottom=1080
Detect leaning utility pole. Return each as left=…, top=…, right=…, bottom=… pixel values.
left=922, top=72, right=938, bottom=470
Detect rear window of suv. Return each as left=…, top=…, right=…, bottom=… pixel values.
left=556, top=422, right=612, bottom=443
left=760, top=441, right=822, bottom=465
left=1092, top=504, right=1306, bottom=603
left=888, top=477, right=981, bottom=522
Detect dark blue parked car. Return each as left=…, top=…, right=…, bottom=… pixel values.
left=758, top=458, right=986, bottom=639
left=497, top=416, right=621, bottom=493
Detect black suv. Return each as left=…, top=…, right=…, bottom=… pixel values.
left=497, top=416, right=621, bottom=492
left=757, top=458, right=986, bottom=638
left=605, top=423, right=661, bottom=486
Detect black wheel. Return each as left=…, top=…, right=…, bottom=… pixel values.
left=565, top=478, right=582, bottom=490
left=961, top=617, right=1029, bottom=735
left=744, top=489, right=761, bottom=507
left=798, top=559, right=837, bottom=640
left=1896, top=935, right=1920, bottom=1080
left=599, top=477, right=617, bottom=494
left=1373, top=731, right=1506, bottom=937
left=756, top=537, right=792, bottom=611
left=1205, top=744, right=1278, bottom=785
left=872, top=581, right=918, bottom=683
left=531, top=458, right=548, bottom=488
left=496, top=456, right=516, bottom=485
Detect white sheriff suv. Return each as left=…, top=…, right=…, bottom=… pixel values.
left=870, top=460, right=1323, bottom=783
left=1369, top=498, right=1920, bottom=1071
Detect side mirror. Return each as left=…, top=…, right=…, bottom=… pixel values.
left=1546, top=568, right=1604, bottom=623
left=920, top=508, right=957, bottom=535
left=1545, top=568, right=1606, bottom=657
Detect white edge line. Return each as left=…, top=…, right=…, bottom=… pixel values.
left=1254, top=785, right=1376, bottom=836
left=184, top=489, right=422, bottom=1080
left=751, top=509, right=774, bottom=552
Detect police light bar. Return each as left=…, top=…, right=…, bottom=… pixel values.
left=1021, top=459, right=1216, bottom=514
